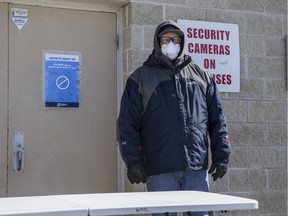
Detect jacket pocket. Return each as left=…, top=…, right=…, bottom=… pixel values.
left=186, top=124, right=209, bottom=167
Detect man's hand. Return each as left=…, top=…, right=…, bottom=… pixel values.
left=127, top=164, right=147, bottom=184
left=208, top=163, right=228, bottom=181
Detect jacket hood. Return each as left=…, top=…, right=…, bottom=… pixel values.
left=153, top=20, right=185, bottom=61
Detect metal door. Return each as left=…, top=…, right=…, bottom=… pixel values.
left=6, top=4, right=117, bottom=196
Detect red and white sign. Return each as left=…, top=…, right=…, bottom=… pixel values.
left=177, top=19, right=240, bottom=92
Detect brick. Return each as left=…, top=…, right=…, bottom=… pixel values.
left=122, top=50, right=128, bottom=76
left=248, top=57, right=286, bottom=79
left=268, top=168, right=287, bottom=190
left=253, top=191, right=287, bottom=214
left=228, top=123, right=265, bottom=146
left=206, top=10, right=245, bottom=33
left=229, top=146, right=249, bottom=168
left=144, top=26, right=155, bottom=50
left=165, top=6, right=206, bottom=21
left=265, top=36, right=286, bottom=57
left=145, top=0, right=186, bottom=4
left=127, top=49, right=151, bottom=72
left=226, top=0, right=246, bottom=10
left=186, top=0, right=227, bottom=9
left=122, top=5, right=128, bottom=28
left=123, top=27, right=132, bottom=51
left=131, top=26, right=143, bottom=49
left=248, top=169, right=267, bottom=191
left=283, top=15, right=287, bottom=36
left=266, top=123, right=287, bottom=145
left=266, top=79, right=287, bottom=101
left=249, top=146, right=286, bottom=168
left=229, top=169, right=250, bottom=192
left=246, top=14, right=283, bottom=36
left=227, top=78, right=265, bottom=100
left=240, top=56, right=246, bottom=78
left=264, top=15, right=284, bottom=36
left=227, top=0, right=265, bottom=12
left=229, top=169, right=267, bottom=192
left=222, top=100, right=247, bottom=122
left=248, top=101, right=286, bottom=122
left=245, top=0, right=265, bottom=12
left=129, top=3, right=163, bottom=25
left=246, top=14, right=266, bottom=35
left=266, top=0, right=287, bottom=14
left=240, top=34, right=264, bottom=56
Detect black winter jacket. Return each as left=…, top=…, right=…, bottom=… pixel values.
left=117, top=20, right=230, bottom=176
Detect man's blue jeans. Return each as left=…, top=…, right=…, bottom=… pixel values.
left=146, top=170, right=209, bottom=216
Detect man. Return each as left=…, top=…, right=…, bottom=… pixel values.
left=117, top=20, right=231, bottom=216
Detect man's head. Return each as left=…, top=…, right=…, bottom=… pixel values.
left=158, top=24, right=184, bottom=39
left=159, top=32, right=181, bottom=60
left=159, top=32, right=181, bottom=47
left=154, top=20, right=185, bottom=61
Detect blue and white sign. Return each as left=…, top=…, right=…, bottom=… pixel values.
left=45, top=53, right=80, bottom=107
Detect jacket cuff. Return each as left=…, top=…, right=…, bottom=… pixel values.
left=127, top=160, right=142, bottom=169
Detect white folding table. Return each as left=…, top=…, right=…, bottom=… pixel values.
left=0, top=195, right=87, bottom=216
left=0, top=191, right=258, bottom=216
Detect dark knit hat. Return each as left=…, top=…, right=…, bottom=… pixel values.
left=158, top=25, right=184, bottom=38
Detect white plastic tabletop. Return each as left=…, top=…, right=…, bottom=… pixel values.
left=0, top=191, right=258, bottom=216
left=0, top=195, right=87, bottom=216
left=55, top=191, right=258, bottom=215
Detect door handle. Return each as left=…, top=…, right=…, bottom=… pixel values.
left=13, top=132, right=24, bottom=172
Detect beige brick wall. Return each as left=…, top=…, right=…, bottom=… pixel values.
left=121, top=1, right=287, bottom=215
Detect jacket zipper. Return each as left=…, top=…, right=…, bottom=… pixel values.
left=172, top=67, right=189, bottom=171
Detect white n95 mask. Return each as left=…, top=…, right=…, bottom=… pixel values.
left=161, top=41, right=180, bottom=60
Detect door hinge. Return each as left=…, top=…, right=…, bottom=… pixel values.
left=116, top=34, right=119, bottom=50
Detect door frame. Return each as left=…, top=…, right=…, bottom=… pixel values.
left=0, top=0, right=126, bottom=196
left=0, top=3, right=8, bottom=197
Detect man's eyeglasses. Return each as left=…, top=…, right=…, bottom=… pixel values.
left=160, top=37, right=181, bottom=45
